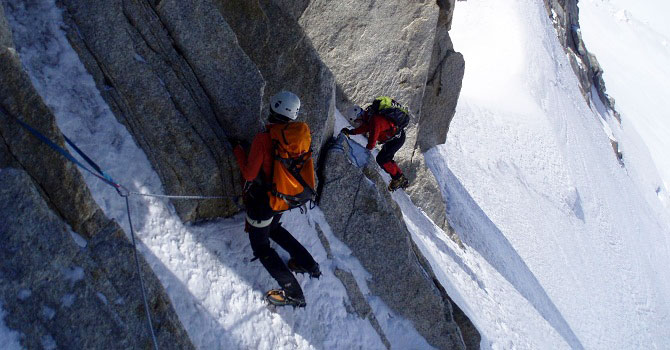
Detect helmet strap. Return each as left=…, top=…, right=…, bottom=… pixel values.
left=269, top=110, right=291, bottom=124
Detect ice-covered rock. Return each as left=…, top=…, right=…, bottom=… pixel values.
left=543, top=0, right=620, bottom=121
left=317, top=136, right=473, bottom=349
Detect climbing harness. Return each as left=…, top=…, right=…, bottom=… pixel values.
left=4, top=107, right=240, bottom=350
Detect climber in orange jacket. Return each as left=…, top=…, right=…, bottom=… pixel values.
left=233, top=91, right=320, bottom=308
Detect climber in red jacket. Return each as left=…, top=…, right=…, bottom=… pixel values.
left=341, top=96, right=410, bottom=191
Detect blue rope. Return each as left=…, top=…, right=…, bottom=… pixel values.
left=63, top=134, right=116, bottom=185
left=13, top=117, right=121, bottom=190
left=9, top=110, right=237, bottom=200
left=4, top=109, right=160, bottom=350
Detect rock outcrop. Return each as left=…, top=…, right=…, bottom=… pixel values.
left=214, top=0, right=337, bottom=158
left=57, top=0, right=340, bottom=221
left=418, top=2, right=465, bottom=152
left=318, top=135, right=477, bottom=349
left=543, top=0, right=620, bottom=122
left=0, top=9, right=193, bottom=348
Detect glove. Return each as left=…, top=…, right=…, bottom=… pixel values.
left=229, top=137, right=242, bottom=147
left=340, top=128, right=352, bottom=137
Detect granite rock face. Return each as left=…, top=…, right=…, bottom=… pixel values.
left=58, top=0, right=338, bottom=221
left=0, top=168, right=194, bottom=350
left=300, top=0, right=462, bottom=234
left=0, top=25, right=97, bottom=236
left=214, top=0, right=337, bottom=159
left=0, top=3, right=10, bottom=48
left=418, top=3, right=465, bottom=152
left=57, top=0, right=263, bottom=221
left=318, top=136, right=474, bottom=349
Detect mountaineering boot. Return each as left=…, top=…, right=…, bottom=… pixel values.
left=265, top=289, right=306, bottom=308
left=287, top=258, right=322, bottom=279
left=388, top=174, right=409, bottom=192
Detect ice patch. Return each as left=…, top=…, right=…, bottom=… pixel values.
left=69, top=230, right=87, bottom=248
left=41, top=334, right=57, bottom=350
left=41, top=306, right=56, bottom=321
left=133, top=53, right=147, bottom=63
left=17, top=289, right=31, bottom=301
left=62, top=266, right=84, bottom=285
left=96, top=292, right=108, bottom=305
left=61, top=294, right=76, bottom=308
left=0, top=302, right=23, bottom=350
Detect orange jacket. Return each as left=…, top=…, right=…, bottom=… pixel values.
left=349, top=114, right=397, bottom=150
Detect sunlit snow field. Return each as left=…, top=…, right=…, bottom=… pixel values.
left=579, top=0, right=670, bottom=205
left=436, top=0, right=670, bottom=348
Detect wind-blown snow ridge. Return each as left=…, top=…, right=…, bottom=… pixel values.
left=579, top=0, right=670, bottom=205
left=3, top=1, right=430, bottom=349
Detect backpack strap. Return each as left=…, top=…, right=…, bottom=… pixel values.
left=276, top=151, right=316, bottom=196
left=270, top=150, right=316, bottom=210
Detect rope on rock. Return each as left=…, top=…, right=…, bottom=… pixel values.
left=125, top=195, right=159, bottom=350
left=4, top=108, right=240, bottom=350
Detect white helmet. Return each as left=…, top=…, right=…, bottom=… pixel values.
left=270, top=91, right=301, bottom=120
left=348, top=105, right=363, bottom=123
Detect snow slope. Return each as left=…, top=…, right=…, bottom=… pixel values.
left=424, top=0, right=670, bottom=348
left=579, top=0, right=670, bottom=204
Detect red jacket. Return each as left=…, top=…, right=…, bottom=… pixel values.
left=349, top=114, right=397, bottom=150
left=233, top=130, right=273, bottom=183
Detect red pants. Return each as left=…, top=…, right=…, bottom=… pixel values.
left=376, top=130, right=405, bottom=179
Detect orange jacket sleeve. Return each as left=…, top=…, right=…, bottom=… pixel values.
left=233, top=134, right=267, bottom=181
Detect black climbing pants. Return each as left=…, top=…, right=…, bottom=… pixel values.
left=376, top=130, right=405, bottom=179
left=247, top=215, right=317, bottom=299
left=244, top=183, right=316, bottom=299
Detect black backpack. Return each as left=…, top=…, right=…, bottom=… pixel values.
left=368, top=96, right=410, bottom=130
